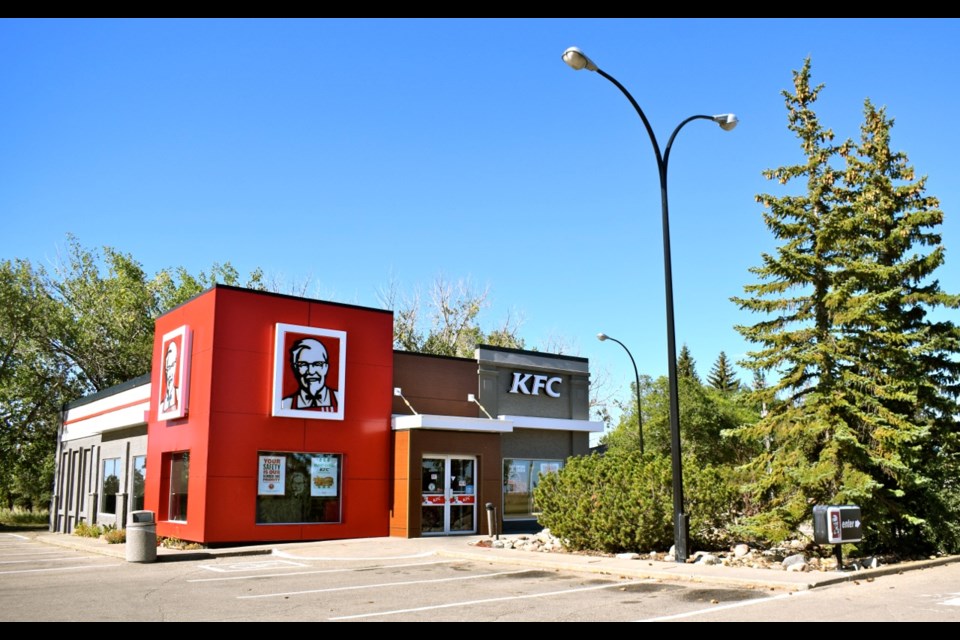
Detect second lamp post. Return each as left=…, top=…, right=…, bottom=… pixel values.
left=597, top=332, right=643, bottom=455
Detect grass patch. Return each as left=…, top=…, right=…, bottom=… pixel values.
left=0, top=507, right=49, bottom=532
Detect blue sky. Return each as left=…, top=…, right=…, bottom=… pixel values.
left=3, top=18, right=959, bottom=430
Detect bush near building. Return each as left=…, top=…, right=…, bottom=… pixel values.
left=533, top=451, right=746, bottom=554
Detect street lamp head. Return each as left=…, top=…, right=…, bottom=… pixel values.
left=712, top=113, right=739, bottom=131
left=597, top=333, right=609, bottom=342
left=562, top=47, right=598, bottom=72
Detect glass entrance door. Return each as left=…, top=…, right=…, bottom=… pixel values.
left=421, top=456, right=476, bottom=535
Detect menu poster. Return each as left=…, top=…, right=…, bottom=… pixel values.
left=311, top=455, right=338, bottom=497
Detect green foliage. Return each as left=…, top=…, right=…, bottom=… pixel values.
left=153, top=262, right=265, bottom=311
left=1, top=234, right=263, bottom=510
left=44, top=235, right=159, bottom=391
left=676, top=344, right=699, bottom=382
left=0, top=507, right=50, bottom=526
left=102, top=526, right=126, bottom=544
left=604, top=373, right=762, bottom=466
left=732, top=59, right=960, bottom=554
left=0, top=259, right=80, bottom=509
left=533, top=452, right=672, bottom=552
left=534, top=452, right=748, bottom=553
left=73, top=522, right=102, bottom=538
left=707, top=351, right=740, bottom=393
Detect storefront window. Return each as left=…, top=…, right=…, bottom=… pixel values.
left=100, top=458, right=120, bottom=515
left=169, top=452, right=189, bottom=522
left=256, top=451, right=342, bottom=524
left=131, top=456, right=146, bottom=512
left=503, top=458, right=563, bottom=519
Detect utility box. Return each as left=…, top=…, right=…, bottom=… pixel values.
left=126, top=510, right=157, bottom=563
left=813, top=505, right=862, bottom=544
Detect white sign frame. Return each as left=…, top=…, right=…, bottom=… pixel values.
left=271, top=323, right=346, bottom=421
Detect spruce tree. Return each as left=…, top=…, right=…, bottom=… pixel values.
left=732, top=58, right=851, bottom=542
left=733, top=59, right=960, bottom=553
left=835, top=100, right=960, bottom=552
left=676, top=344, right=699, bottom=382
left=707, top=351, right=740, bottom=393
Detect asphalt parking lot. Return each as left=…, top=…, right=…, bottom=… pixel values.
left=4, top=531, right=960, bottom=621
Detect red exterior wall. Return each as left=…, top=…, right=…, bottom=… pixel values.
left=146, top=285, right=394, bottom=544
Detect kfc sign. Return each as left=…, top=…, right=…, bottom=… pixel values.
left=508, top=372, right=562, bottom=398
left=157, top=325, right=191, bottom=421
left=272, top=323, right=346, bottom=420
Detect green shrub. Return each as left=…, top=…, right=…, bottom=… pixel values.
left=534, top=452, right=671, bottom=553
left=534, top=451, right=748, bottom=554
left=73, top=522, right=102, bottom=538
left=102, top=527, right=126, bottom=544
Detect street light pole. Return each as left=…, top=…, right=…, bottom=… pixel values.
left=597, top=333, right=643, bottom=455
left=563, top=46, right=737, bottom=563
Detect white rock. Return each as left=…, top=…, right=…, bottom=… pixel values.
left=782, top=553, right=808, bottom=570
left=616, top=552, right=640, bottom=560
left=733, top=544, right=751, bottom=558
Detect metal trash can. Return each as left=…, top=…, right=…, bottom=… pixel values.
left=125, top=510, right=157, bottom=563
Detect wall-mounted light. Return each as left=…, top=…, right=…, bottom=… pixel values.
left=468, top=393, right=494, bottom=419
left=394, top=387, right=418, bottom=415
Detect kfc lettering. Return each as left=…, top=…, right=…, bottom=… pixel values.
left=509, top=372, right=562, bottom=398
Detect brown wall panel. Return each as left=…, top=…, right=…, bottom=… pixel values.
left=392, top=352, right=478, bottom=417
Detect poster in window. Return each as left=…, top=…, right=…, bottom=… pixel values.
left=507, top=461, right=529, bottom=493
left=539, top=462, right=560, bottom=476
left=310, top=454, right=338, bottom=497
left=271, top=324, right=346, bottom=421
left=258, top=455, right=286, bottom=495
left=157, top=325, right=192, bottom=421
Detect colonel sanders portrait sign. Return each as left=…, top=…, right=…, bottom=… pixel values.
left=272, top=323, right=346, bottom=420
left=157, top=325, right=191, bottom=421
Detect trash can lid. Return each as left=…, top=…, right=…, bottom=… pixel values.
left=130, top=510, right=155, bottom=524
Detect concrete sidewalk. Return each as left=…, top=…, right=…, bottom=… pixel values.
left=28, top=530, right=960, bottom=592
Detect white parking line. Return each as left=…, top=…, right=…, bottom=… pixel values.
left=272, top=548, right=436, bottom=561
left=198, top=559, right=308, bottom=573
left=940, top=593, right=960, bottom=606
left=239, top=568, right=532, bottom=600
left=0, top=556, right=93, bottom=565
left=0, top=563, right=121, bottom=575
left=328, top=579, right=651, bottom=620
left=0, top=551, right=72, bottom=558
left=639, top=590, right=809, bottom=622
left=190, top=559, right=458, bottom=583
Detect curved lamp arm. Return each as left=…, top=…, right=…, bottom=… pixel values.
left=597, top=332, right=644, bottom=455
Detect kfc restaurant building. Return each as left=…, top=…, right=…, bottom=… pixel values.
left=51, top=285, right=601, bottom=544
